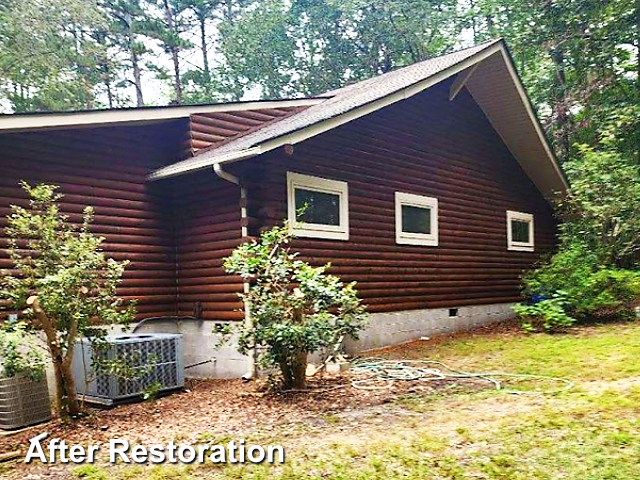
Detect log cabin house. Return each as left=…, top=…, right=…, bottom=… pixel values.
left=0, top=40, right=568, bottom=377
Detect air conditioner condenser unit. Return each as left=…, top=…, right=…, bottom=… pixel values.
left=72, top=333, right=184, bottom=406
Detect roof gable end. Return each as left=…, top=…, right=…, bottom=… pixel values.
left=148, top=40, right=567, bottom=201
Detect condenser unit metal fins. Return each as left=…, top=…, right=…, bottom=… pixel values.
left=72, top=333, right=184, bottom=406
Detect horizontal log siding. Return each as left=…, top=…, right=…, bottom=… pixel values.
left=0, top=122, right=186, bottom=318
left=249, top=80, right=557, bottom=313
left=168, top=173, right=245, bottom=321
left=184, top=107, right=306, bottom=158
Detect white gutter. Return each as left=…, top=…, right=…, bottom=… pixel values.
left=212, top=164, right=256, bottom=380
left=148, top=147, right=262, bottom=181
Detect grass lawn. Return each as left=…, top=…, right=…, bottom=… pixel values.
left=12, top=321, right=640, bottom=479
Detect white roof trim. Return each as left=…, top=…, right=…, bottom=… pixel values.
left=496, top=48, right=568, bottom=191
left=0, top=98, right=325, bottom=133
left=148, top=147, right=263, bottom=181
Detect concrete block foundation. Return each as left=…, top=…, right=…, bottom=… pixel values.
left=137, top=302, right=515, bottom=378
left=344, top=302, right=515, bottom=353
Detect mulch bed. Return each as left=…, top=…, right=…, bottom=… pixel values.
left=0, top=373, right=488, bottom=457
left=0, top=322, right=519, bottom=473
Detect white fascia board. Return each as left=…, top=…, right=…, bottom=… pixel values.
left=0, top=98, right=325, bottom=133
left=495, top=48, right=569, bottom=193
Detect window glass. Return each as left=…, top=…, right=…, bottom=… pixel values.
left=511, top=219, right=530, bottom=243
left=401, top=205, right=431, bottom=234
left=294, top=188, right=340, bottom=226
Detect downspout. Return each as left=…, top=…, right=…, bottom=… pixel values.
left=213, top=163, right=256, bottom=380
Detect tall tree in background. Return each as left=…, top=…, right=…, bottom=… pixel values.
left=141, top=0, right=192, bottom=104
left=180, top=0, right=218, bottom=95
left=100, top=0, right=153, bottom=107
left=0, top=0, right=107, bottom=112
left=218, top=0, right=463, bottom=98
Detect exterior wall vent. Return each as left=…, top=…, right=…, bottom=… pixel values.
left=72, top=333, right=184, bottom=406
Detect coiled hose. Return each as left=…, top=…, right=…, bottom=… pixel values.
left=350, top=358, right=574, bottom=394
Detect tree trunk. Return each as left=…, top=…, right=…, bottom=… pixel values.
left=549, top=46, right=570, bottom=161
left=51, top=353, right=81, bottom=417
left=290, top=351, right=307, bottom=389
left=163, top=0, right=183, bottom=104
left=636, top=0, right=640, bottom=165
left=129, top=39, right=144, bottom=107
left=199, top=15, right=210, bottom=81
left=279, top=352, right=307, bottom=390
left=280, top=303, right=307, bottom=390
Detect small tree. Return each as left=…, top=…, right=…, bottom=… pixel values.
left=224, top=225, right=367, bottom=390
left=0, top=183, right=135, bottom=417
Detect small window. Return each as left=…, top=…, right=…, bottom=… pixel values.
left=287, top=172, right=349, bottom=240
left=395, top=192, right=438, bottom=246
left=507, top=210, right=534, bottom=251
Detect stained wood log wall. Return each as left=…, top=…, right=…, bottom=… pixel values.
left=167, top=173, right=245, bottom=321
left=182, top=107, right=304, bottom=159
left=0, top=121, right=186, bottom=319
left=0, top=79, right=559, bottom=323
left=247, top=79, right=558, bottom=313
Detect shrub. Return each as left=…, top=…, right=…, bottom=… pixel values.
left=0, top=183, right=135, bottom=417
left=514, top=295, right=576, bottom=333
left=575, top=269, right=640, bottom=321
left=518, top=243, right=640, bottom=327
left=0, top=322, right=46, bottom=380
left=224, top=225, right=367, bottom=389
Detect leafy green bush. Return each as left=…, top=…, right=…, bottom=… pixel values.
left=518, top=243, right=640, bottom=328
left=0, top=322, right=46, bottom=380
left=575, top=269, right=640, bottom=321
left=224, top=225, right=367, bottom=389
left=514, top=295, right=576, bottom=333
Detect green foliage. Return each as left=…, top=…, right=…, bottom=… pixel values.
left=218, top=0, right=463, bottom=98
left=0, top=182, right=135, bottom=416
left=559, top=146, right=640, bottom=268
left=141, top=381, right=163, bottom=401
left=518, top=243, right=640, bottom=326
left=223, top=225, right=367, bottom=389
left=0, top=322, right=46, bottom=380
left=518, top=142, right=640, bottom=330
left=0, top=0, right=109, bottom=112
left=514, top=295, right=576, bottom=333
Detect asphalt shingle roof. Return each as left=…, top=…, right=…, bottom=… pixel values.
left=149, top=40, right=500, bottom=180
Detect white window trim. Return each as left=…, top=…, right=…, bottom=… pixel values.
left=287, top=172, right=349, bottom=240
left=507, top=210, right=534, bottom=252
left=395, top=192, right=439, bottom=246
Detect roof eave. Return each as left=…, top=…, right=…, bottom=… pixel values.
left=0, top=98, right=326, bottom=134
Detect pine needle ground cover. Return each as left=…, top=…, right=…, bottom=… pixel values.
left=4, top=321, right=640, bottom=479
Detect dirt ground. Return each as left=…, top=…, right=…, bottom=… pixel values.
left=0, top=320, right=521, bottom=477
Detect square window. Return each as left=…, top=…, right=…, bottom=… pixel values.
left=287, top=172, right=349, bottom=240
left=395, top=192, right=438, bottom=246
left=507, top=210, right=534, bottom=251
